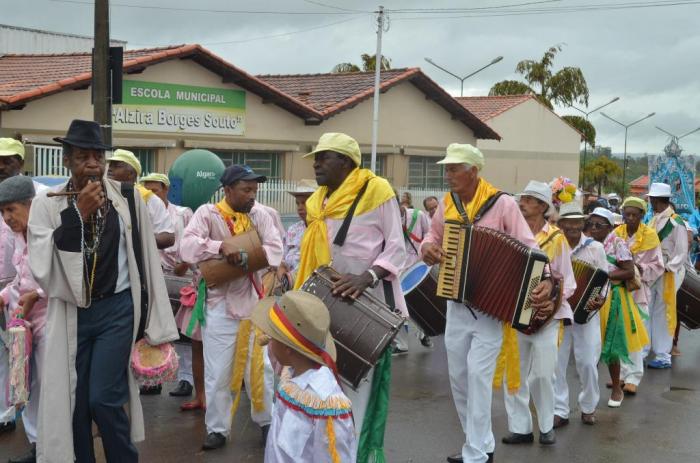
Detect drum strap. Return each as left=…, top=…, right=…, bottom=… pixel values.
left=333, top=179, right=372, bottom=247
left=121, top=182, right=149, bottom=341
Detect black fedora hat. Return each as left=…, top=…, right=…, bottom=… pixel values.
left=53, top=119, right=112, bottom=150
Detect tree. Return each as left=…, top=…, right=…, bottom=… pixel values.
left=489, top=80, right=534, bottom=97
left=583, top=155, right=622, bottom=195
left=489, top=44, right=589, bottom=110
left=561, top=115, right=596, bottom=146
left=331, top=53, right=392, bottom=73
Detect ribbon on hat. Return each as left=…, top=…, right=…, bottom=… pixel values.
left=268, top=303, right=339, bottom=379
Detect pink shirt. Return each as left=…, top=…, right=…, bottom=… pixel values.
left=324, top=199, right=408, bottom=317
left=402, top=208, right=430, bottom=268
left=180, top=203, right=283, bottom=319
left=256, top=201, right=286, bottom=250
left=0, top=233, right=47, bottom=338
left=619, top=231, right=664, bottom=307
left=159, top=202, right=194, bottom=272
left=535, top=223, right=576, bottom=321
left=0, top=220, right=16, bottom=282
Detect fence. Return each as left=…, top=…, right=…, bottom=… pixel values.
left=33, top=145, right=68, bottom=177
left=212, top=180, right=446, bottom=216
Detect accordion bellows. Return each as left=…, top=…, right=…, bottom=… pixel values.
left=437, top=221, right=548, bottom=332
left=569, top=259, right=609, bottom=324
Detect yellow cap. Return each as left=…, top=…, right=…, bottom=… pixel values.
left=108, top=149, right=142, bottom=177
left=436, top=143, right=485, bottom=171
left=304, top=132, right=361, bottom=166
left=622, top=196, right=647, bottom=213
left=0, top=138, right=25, bottom=160
left=140, top=172, right=170, bottom=187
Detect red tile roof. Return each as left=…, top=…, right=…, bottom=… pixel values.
left=0, top=45, right=499, bottom=139
left=629, top=174, right=700, bottom=194
left=455, top=95, right=533, bottom=120
left=258, top=69, right=499, bottom=139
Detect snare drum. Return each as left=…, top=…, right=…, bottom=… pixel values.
left=678, top=266, right=700, bottom=329
left=400, top=262, right=447, bottom=336
left=300, top=266, right=404, bottom=390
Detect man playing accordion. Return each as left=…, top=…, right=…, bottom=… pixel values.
left=421, top=144, right=555, bottom=463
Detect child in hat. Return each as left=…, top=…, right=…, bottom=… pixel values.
left=252, top=291, right=356, bottom=463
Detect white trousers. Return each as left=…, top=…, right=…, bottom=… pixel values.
left=21, top=335, right=45, bottom=443
left=504, top=320, right=558, bottom=434
left=644, top=277, right=681, bottom=363
left=344, top=366, right=375, bottom=437
left=202, top=302, right=274, bottom=436
left=554, top=316, right=601, bottom=418
left=621, top=304, right=648, bottom=385
left=444, top=301, right=503, bottom=463
left=0, top=342, right=15, bottom=424
left=175, top=342, right=194, bottom=384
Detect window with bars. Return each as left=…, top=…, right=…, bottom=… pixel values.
left=361, top=153, right=387, bottom=177
left=408, top=156, right=446, bottom=189
left=132, top=149, right=155, bottom=175
left=213, top=151, right=282, bottom=179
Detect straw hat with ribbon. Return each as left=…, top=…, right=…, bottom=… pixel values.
left=252, top=291, right=338, bottom=373
left=287, top=178, right=318, bottom=197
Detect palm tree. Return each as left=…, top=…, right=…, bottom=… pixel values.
left=489, top=44, right=589, bottom=110
left=583, top=155, right=622, bottom=194
left=561, top=114, right=596, bottom=146
left=331, top=53, right=392, bottom=73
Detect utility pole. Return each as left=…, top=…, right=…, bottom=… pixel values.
left=93, top=0, right=112, bottom=145
left=370, top=5, right=385, bottom=173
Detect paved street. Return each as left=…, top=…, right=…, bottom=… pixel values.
left=3, top=326, right=700, bottom=462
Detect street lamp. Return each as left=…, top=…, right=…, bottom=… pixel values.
left=569, top=97, right=620, bottom=186
left=601, top=111, right=656, bottom=196
left=424, top=56, right=503, bottom=97
left=655, top=125, right=700, bottom=141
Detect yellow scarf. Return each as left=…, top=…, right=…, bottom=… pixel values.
left=494, top=224, right=564, bottom=393
left=294, top=168, right=395, bottom=289
left=443, top=178, right=500, bottom=223
left=614, top=223, right=660, bottom=254
left=136, top=183, right=154, bottom=202
left=213, top=199, right=266, bottom=424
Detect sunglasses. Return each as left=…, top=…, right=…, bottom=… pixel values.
left=586, top=221, right=610, bottom=229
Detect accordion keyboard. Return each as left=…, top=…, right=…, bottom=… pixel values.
left=437, top=221, right=466, bottom=300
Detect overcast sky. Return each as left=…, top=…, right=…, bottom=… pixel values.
left=4, top=0, right=700, bottom=157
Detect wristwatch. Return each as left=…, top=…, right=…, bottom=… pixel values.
left=367, top=269, right=380, bottom=288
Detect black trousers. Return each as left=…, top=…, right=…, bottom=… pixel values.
left=73, top=290, right=138, bottom=463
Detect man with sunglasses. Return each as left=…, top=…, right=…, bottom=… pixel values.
left=553, top=201, right=607, bottom=427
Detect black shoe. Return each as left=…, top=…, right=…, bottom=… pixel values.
left=139, top=384, right=162, bottom=395
left=420, top=334, right=434, bottom=348
left=169, top=380, right=193, bottom=397
left=446, top=451, right=493, bottom=463
left=501, top=432, right=534, bottom=444
left=539, top=429, right=556, bottom=445
left=261, top=424, right=270, bottom=446
left=553, top=415, right=569, bottom=429
left=0, top=421, right=16, bottom=435
left=202, top=432, right=226, bottom=450
left=8, top=444, right=36, bottom=463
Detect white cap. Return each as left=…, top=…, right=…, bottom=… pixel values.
left=558, top=201, right=585, bottom=219
left=590, top=207, right=615, bottom=226
left=517, top=180, right=555, bottom=217
left=648, top=182, right=672, bottom=198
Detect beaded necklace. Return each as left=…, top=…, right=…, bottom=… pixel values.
left=67, top=178, right=112, bottom=304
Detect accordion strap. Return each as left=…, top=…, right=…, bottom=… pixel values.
left=450, top=190, right=506, bottom=225
left=538, top=229, right=562, bottom=250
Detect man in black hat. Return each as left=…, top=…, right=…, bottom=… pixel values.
left=180, top=165, right=283, bottom=451
left=27, top=120, right=178, bottom=462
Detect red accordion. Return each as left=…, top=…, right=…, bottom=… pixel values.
left=569, top=260, right=609, bottom=324
left=436, top=221, right=549, bottom=333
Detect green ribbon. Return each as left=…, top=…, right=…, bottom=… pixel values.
left=600, top=284, right=631, bottom=365
left=357, top=348, right=392, bottom=463
left=186, top=279, right=207, bottom=338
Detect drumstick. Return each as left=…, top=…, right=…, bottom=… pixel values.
left=46, top=191, right=80, bottom=197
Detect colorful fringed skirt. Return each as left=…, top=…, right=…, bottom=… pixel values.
left=599, top=283, right=649, bottom=364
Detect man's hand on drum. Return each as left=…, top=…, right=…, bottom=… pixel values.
left=332, top=266, right=389, bottom=300
left=422, top=242, right=443, bottom=266
left=220, top=241, right=243, bottom=266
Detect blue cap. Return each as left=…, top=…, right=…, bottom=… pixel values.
left=220, top=165, right=267, bottom=186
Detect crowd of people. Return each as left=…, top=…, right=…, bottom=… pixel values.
left=0, top=120, right=694, bottom=463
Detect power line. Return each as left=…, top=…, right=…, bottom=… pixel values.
left=391, top=0, right=700, bottom=20
left=387, top=0, right=562, bottom=13
left=48, top=0, right=365, bottom=15
left=129, top=16, right=361, bottom=47
left=300, top=0, right=370, bottom=13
